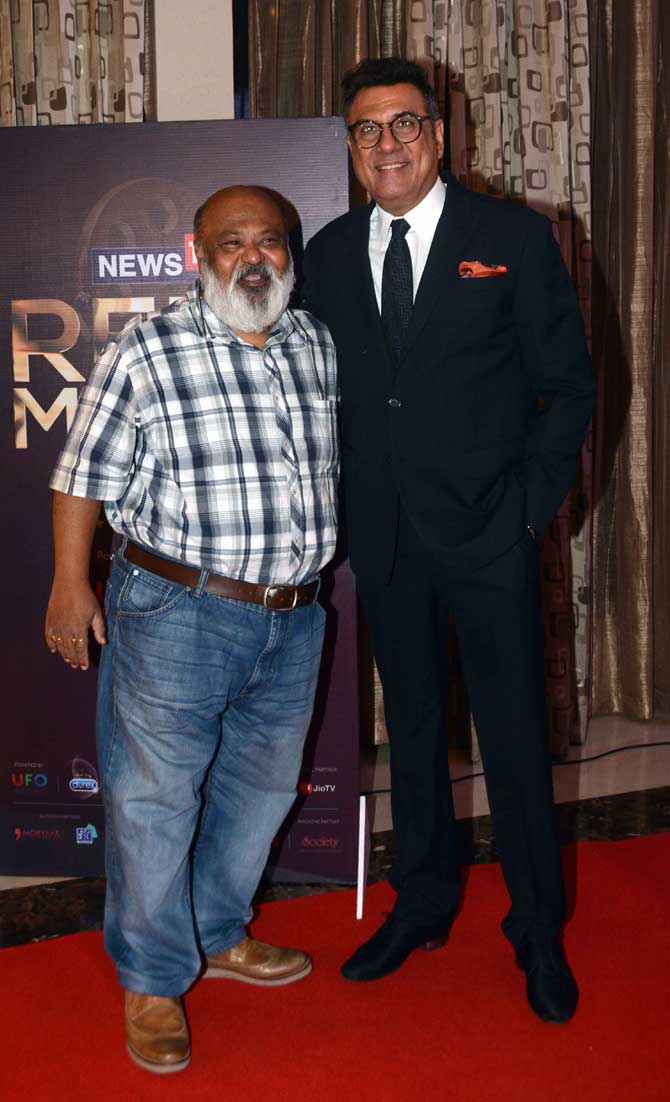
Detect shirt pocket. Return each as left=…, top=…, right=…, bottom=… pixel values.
left=292, top=396, right=339, bottom=475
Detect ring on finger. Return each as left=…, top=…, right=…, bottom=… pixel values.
left=71, top=636, right=85, bottom=645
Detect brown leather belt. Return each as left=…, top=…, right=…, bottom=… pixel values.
left=123, top=541, right=319, bottom=612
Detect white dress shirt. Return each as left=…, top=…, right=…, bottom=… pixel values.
left=368, top=175, right=447, bottom=311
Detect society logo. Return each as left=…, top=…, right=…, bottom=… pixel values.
left=300, top=836, right=340, bottom=849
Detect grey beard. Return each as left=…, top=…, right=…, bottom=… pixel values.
left=200, top=256, right=295, bottom=334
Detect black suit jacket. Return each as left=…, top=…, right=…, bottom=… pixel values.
left=303, top=174, right=595, bottom=583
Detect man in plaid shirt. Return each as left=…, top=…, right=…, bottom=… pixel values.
left=45, top=186, right=339, bottom=1075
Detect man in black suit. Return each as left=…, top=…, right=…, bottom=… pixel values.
left=303, top=58, right=595, bottom=1022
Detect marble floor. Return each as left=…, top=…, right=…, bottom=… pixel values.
left=1, top=715, right=669, bottom=948
left=363, top=713, right=670, bottom=833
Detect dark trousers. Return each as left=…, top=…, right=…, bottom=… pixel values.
left=357, top=509, right=566, bottom=948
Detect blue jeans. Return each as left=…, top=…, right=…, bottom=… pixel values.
left=96, top=548, right=325, bottom=996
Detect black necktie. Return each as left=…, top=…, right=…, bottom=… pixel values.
left=381, top=217, right=413, bottom=362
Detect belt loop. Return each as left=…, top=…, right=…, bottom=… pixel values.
left=193, top=568, right=210, bottom=599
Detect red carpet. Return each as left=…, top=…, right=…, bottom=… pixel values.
left=1, top=834, right=668, bottom=1102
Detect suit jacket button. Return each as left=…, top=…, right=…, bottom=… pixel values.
left=388, top=398, right=401, bottom=408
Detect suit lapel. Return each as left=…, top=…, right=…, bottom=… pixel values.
left=341, top=203, right=393, bottom=378
left=401, top=174, right=481, bottom=362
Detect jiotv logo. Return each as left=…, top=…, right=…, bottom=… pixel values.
left=298, top=780, right=336, bottom=795
left=91, top=234, right=198, bottom=284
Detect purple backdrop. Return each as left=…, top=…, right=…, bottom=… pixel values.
left=0, top=118, right=359, bottom=883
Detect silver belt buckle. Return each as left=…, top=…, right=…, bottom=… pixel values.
left=263, top=584, right=299, bottom=611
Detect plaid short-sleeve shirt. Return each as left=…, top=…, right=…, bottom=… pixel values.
left=50, top=286, right=339, bottom=585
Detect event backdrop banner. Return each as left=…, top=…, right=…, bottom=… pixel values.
left=0, top=119, right=359, bottom=883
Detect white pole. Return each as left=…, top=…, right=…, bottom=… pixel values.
left=356, top=795, right=368, bottom=919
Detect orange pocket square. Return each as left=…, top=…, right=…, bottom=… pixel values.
left=458, top=260, right=508, bottom=278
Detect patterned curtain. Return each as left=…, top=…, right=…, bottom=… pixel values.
left=0, top=0, right=147, bottom=126
left=249, top=0, right=593, bottom=757
left=418, top=3, right=593, bottom=758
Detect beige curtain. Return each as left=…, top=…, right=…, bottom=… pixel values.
left=589, top=0, right=670, bottom=718
left=0, top=0, right=146, bottom=126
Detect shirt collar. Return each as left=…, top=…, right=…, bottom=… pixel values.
left=372, top=175, right=446, bottom=246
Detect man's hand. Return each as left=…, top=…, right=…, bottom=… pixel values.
left=45, top=580, right=106, bottom=670
left=46, top=491, right=106, bottom=671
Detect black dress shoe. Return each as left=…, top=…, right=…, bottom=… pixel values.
left=516, top=935, right=579, bottom=1022
left=342, top=911, right=452, bottom=981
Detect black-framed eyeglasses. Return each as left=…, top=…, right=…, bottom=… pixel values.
left=347, top=112, right=436, bottom=149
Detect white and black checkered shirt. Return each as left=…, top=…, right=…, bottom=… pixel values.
left=50, top=286, right=339, bottom=585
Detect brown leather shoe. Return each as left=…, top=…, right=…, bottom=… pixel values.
left=205, top=936, right=312, bottom=986
left=125, top=992, right=191, bottom=1074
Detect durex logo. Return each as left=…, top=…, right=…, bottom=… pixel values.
left=69, top=777, right=99, bottom=794
left=68, top=757, right=100, bottom=800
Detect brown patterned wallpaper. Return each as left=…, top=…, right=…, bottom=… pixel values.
left=0, top=0, right=146, bottom=126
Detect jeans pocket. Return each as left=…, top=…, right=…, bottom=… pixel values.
left=117, top=566, right=189, bottom=618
